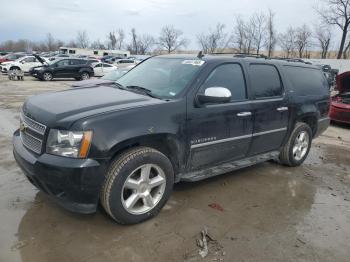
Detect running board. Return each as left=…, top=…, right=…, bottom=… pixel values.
left=179, top=151, right=280, bottom=182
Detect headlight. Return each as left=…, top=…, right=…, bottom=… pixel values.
left=46, top=129, right=93, bottom=158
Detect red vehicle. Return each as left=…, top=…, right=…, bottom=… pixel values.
left=329, top=72, right=350, bottom=124
left=0, top=53, right=25, bottom=64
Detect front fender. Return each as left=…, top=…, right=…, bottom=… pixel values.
left=71, top=99, right=187, bottom=160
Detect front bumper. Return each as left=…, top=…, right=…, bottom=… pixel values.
left=13, top=129, right=108, bottom=214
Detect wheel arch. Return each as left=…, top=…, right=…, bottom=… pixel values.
left=108, top=133, right=183, bottom=180
left=294, top=113, right=318, bottom=137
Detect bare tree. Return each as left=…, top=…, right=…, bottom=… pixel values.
left=233, top=15, right=247, bottom=52
left=45, top=33, right=55, bottom=51
left=158, top=25, right=188, bottom=53
left=266, top=9, right=277, bottom=57
left=90, top=39, right=106, bottom=49
left=279, top=27, right=296, bottom=58
left=251, top=13, right=267, bottom=54
left=197, top=23, right=229, bottom=53
left=314, top=24, right=332, bottom=58
left=295, top=24, right=312, bottom=58
left=316, top=0, right=350, bottom=59
left=116, top=29, right=125, bottom=50
left=137, top=34, right=155, bottom=54
left=244, top=17, right=257, bottom=54
left=76, top=30, right=89, bottom=48
left=107, top=32, right=117, bottom=49
left=127, top=28, right=139, bottom=54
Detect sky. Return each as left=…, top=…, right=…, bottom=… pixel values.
left=0, top=0, right=329, bottom=50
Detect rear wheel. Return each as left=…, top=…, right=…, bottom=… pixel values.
left=101, top=147, right=174, bottom=224
left=279, top=122, right=312, bottom=166
left=42, top=72, right=53, bottom=81
left=80, top=72, right=90, bottom=80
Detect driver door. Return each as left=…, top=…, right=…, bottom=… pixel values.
left=187, top=63, right=253, bottom=171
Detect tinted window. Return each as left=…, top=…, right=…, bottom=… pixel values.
left=250, top=64, right=282, bottom=98
left=56, top=60, right=69, bottom=67
left=23, top=57, right=36, bottom=63
left=201, top=63, right=246, bottom=101
left=283, top=66, right=329, bottom=96
left=103, top=63, right=112, bottom=67
left=70, top=59, right=86, bottom=65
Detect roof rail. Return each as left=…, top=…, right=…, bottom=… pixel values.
left=233, top=52, right=268, bottom=59
left=208, top=52, right=312, bottom=64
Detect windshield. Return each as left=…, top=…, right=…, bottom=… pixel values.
left=116, top=57, right=204, bottom=99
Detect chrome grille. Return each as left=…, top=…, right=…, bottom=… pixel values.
left=20, top=130, right=42, bottom=154
left=20, top=113, right=46, bottom=154
left=20, top=113, right=46, bottom=135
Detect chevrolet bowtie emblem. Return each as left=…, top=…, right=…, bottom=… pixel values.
left=20, top=122, right=27, bottom=132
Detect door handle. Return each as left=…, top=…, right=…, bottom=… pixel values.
left=277, top=107, right=288, bottom=112
left=237, top=112, right=252, bottom=117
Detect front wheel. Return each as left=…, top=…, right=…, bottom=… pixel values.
left=42, top=72, right=53, bottom=81
left=101, top=147, right=174, bottom=224
left=279, top=122, right=312, bottom=166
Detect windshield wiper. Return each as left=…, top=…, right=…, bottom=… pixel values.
left=113, top=82, right=126, bottom=89
left=124, top=85, right=160, bottom=99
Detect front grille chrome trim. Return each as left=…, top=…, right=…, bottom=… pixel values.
left=20, top=112, right=46, bottom=154
left=20, top=112, right=47, bottom=135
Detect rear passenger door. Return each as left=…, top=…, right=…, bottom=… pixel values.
left=188, top=63, right=253, bottom=170
left=247, top=63, right=289, bottom=155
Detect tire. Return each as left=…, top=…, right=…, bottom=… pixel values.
left=101, top=147, right=174, bottom=224
left=42, top=72, right=53, bottom=81
left=80, top=72, right=90, bottom=80
left=279, top=122, right=312, bottom=167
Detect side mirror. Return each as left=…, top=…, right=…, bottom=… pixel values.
left=21, top=61, right=25, bottom=64
left=197, top=87, right=232, bottom=104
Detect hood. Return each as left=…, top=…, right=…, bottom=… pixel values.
left=71, top=79, right=114, bottom=88
left=22, top=86, right=163, bottom=128
left=336, top=71, right=350, bottom=93
left=32, top=54, right=48, bottom=65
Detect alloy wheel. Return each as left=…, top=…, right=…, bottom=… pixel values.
left=121, top=164, right=166, bottom=215
left=292, top=131, right=309, bottom=161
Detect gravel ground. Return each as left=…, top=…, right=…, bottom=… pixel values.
left=0, top=74, right=349, bottom=262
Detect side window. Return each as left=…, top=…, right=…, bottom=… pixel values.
left=56, top=60, right=69, bottom=67
left=201, top=63, right=247, bottom=101
left=283, top=66, right=329, bottom=96
left=23, top=57, right=35, bottom=63
left=94, top=63, right=101, bottom=68
left=249, top=64, right=283, bottom=98
left=103, top=63, right=112, bottom=67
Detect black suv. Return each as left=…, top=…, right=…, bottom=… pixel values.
left=13, top=55, right=330, bottom=224
left=29, top=58, right=94, bottom=81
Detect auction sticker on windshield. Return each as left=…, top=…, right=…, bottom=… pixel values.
left=182, top=60, right=205, bottom=66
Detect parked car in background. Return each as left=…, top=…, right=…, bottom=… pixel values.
left=85, top=58, right=101, bottom=65
left=13, top=55, right=330, bottom=224
left=329, top=71, right=350, bottom=124
left=48, top=54, right=70, bottom=61
left=29, top=57, right=94, bottom=81
left=92, top=62, right=117, bottom=77
left=0, top=55, right=48, bottom=74
left=105, top=56, right=123, bottom=64
left=0, top=53, right=26, bottom=64
left=113, top=59, right=136, bottom=68
left=101, top=55, right=115, bottom=62
left=72, top=66, right=134, bottom=88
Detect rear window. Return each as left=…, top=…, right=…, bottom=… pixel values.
left=283, top=66, right=329, bottom=96
left=249, top=64, right=283, bottom=98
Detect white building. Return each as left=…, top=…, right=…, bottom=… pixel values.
left=59, top=47, right=130, bottom=58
